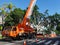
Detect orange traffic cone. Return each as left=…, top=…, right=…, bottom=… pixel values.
left=23, top=40, right=27, bottom=45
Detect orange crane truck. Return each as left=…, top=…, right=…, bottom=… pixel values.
left=1, top=0, right=37, bottom=40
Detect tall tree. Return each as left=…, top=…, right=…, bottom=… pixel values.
left=47, top=13, right=60, bottom=33
left=7, top=3, right=15, bottom=12
left=31, top=5, right=44, bottom=24
left=5, top=8, right=25, bottom=26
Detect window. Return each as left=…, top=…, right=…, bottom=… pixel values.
left=12, top=27, right=16, bottom=31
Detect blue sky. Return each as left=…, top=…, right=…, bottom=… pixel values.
left=0, top=0, right=60, bottom=15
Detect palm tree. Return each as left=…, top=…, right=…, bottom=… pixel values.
left=7, top=3, right=16, bottom=12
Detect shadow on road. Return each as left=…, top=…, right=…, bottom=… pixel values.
left=0, top=38, right=13, bottom=42
left=0, top=38, right=24, bottom=43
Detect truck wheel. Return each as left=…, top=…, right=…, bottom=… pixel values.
left=23, top=33, right=27, bottom=39
left=28, top=33, right=32, bottom=39
left=16, top=35, right=20, bottom=40
left=33, top=33, right=36, bottom=38
left=16, top=34, right=23, bottom=40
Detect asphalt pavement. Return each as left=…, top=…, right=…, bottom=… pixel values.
left=0, top=37, right=60, bottom=45
left=27, top=37, right=60, bottom=45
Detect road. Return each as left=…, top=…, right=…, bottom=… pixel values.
left=0, top=37, right=60, bottom=45
left=27, top=37, right=60, bottom=45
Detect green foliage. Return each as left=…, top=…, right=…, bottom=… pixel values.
left=56, top=23, right=60, bottom=31
left=0, top=3, right=60, bottom=35
left=4, top=8, right=25, bottom=26
left=10, top=8, right=25, bottom=23
left=54, top=30, right=60, bottom=34
left=4, top=15, right=14, bottom=26
left=6, top=3, right=16, bottom=12
left=31, top=5, right=44, bottom=24
left=7, top=3, right=13, bottom=10
left=0, top=26, right=3, bottom=30
left=44, top=30, right=51, bottom=34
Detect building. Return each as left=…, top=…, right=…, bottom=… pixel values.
left=0, top=15, right=5, bottom=25
left=0, top=16, right=2, bottom=24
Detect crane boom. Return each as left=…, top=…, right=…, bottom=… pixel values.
left=21, top=0, right=37, bottom=25
left=1, top=0, right=37, bottom=39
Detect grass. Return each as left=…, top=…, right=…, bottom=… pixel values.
left=0, top=34, right=2, bottom=39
